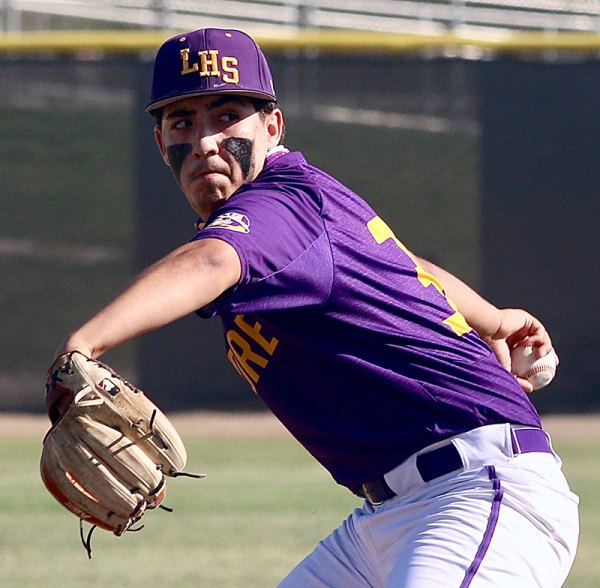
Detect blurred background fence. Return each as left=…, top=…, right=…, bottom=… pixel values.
left=1, top=1, right=599, bottom=414
left=3, top=0, right=600, bottom=33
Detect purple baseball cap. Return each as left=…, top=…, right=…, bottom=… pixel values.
left=146, top=28, right=277, bottom=112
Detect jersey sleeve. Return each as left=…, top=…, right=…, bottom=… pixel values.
left=194, top=180, right=333, bottom=316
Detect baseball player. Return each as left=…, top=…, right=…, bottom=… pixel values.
left=54, top=28, right=579, bottom=586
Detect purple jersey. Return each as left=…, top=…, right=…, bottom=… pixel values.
left=195, top=150, right=541, bottom=492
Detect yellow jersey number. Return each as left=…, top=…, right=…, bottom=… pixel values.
left=367, top=216, right=472, bottom=337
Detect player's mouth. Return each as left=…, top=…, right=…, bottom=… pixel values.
left=190, top=166, right=228, bottom=183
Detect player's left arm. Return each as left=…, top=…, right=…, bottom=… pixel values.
left=416, top=256, right=557, bottom=380
left=55, top=238, right=241, bottom=361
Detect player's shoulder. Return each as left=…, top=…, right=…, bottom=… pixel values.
left=259, top=149, right=310, bottom=179
left=237, top=150, right=319, bottom=203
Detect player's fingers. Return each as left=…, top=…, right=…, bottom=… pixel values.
left=496, top=308, right=542, bottom=342
left=515, top=334, right=556, bottom=360
left=520, top=315, right=545, bottom=338
left=533, top=341, right=556, bottom=359
left=506, top=313, right=552, bottom=352
left=515, top=376, right=535, bottom=394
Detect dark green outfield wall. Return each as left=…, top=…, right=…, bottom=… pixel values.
left=1, top=52, right=597, bottom=413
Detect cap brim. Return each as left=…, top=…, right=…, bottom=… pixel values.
left=145, top=88, right=277, bottom=112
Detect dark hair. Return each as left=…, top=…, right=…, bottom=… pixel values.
left=254, top=99, right=277, bottom=118
left=150, top=107, right=163, bottom=126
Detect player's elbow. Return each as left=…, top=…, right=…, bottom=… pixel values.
left=176, top=238, right=242, bottom=292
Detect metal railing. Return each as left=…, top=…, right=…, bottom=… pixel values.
left=2, top=0, right=600, bottom=33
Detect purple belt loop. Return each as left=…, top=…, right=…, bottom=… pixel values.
left=510, top=427, right=552, bottom=455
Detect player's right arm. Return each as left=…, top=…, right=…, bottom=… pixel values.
left=416, top=255, right=555, bottom=388
left=55, top=238, right=241, bottom=360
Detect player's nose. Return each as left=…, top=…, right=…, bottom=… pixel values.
left=194, top=131, right=219, bottom=158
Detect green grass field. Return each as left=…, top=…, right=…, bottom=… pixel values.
left=0, top=417, right=598, bottom=587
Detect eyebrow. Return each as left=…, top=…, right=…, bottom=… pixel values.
left=208, top=95, right=247, bottom=110
left=165, top=108, right=195, bottom=119
left=165, top=96, right=249, bottom=120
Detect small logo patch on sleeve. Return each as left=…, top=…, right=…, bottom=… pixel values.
left=205, top=212, right=251, bottom=233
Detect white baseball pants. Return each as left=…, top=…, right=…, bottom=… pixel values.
left=278, top=424, right=579, bottom=588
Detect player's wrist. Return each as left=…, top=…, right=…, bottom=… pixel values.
left=54, top=330, right=104, bottom=361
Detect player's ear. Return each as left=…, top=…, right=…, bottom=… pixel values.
left=154, top=126, right=171, bottom=167
left=265, top=108, right=284, bottom=150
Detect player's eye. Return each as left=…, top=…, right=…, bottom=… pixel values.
left=219, top=111, right=239, bottom=124
left=172, top=119, right=192, bottom=130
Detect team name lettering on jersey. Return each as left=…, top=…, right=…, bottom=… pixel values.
left=179, top=48, right=240, bottom=84
left=226, top=315, right=279, bottom=392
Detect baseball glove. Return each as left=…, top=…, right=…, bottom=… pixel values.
left=41, top=351, right=203, bottom=557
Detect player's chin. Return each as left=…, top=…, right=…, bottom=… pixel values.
left=187, top=192, right=229, bottom=220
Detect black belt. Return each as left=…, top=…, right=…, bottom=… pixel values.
left=359, top=427, right=552, bottom=505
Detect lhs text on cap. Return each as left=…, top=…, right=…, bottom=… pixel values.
left=180, top=48, right=240, bottom=85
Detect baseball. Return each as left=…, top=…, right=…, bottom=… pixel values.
left=510, top=345, right=558, bottom=390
